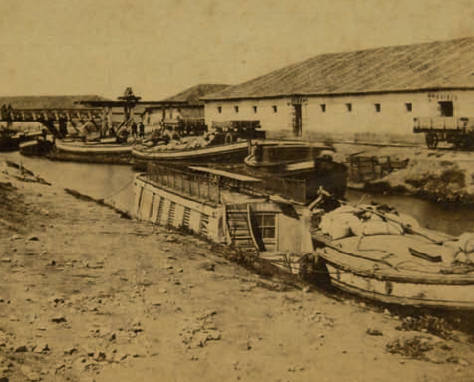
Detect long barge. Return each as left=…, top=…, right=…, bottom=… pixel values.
left=49, top=139, right=134, bottom=165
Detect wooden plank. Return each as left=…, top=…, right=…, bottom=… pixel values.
left=408, top=247, right=442, bottom=263
left=188, top=166, right=262, bottom=182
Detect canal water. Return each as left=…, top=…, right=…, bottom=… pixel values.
left=2, top=151, right=474, bottom=236
left=1, top=151, right=136, bottom=214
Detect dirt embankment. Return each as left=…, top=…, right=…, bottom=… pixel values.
left=1, top=159, right=474, bottom=382
left=336, top=144, right=474, bottom=204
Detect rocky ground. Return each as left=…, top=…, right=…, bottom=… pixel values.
left=335, top=143, right=474, bottom=205
left=1, top=159, right=474, bottom=382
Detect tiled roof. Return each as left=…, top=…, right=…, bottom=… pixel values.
left=202, top=37, right=474, bottom=100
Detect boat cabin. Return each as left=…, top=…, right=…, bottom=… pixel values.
left=133, top=163, right=314, bottom=253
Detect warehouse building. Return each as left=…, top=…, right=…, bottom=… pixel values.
left=202, top=37, right=474, bottom=143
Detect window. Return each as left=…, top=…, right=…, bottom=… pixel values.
left=438, top=101, right=453, bottom=117
left=217, top=106, right=222, bottom=114
left=253, top=106, right=258, bottom=113
left=320, top=104, right=326, bottom=112
left=234, top=106, right=239, bottom=113
left=374, top=103, right=381, bottom=112
left=272, top=105, right=278, bottom=113
left=346, top=103, right=352, bottom=112
left=255, top=213, right=276, bottom=239
left=405, top=103, right=412, bottom=112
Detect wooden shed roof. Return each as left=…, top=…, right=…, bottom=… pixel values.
left=202, top=37, right=474, bottom=101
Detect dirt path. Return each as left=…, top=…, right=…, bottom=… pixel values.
left=0, top=160, right=474, bottom=382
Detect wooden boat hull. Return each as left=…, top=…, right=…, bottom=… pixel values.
left=49, top=140, right=133, bottom=165
left=0, top=135, right=20, bottom=152
left=243, top=141, right=347, bottom=200
left=0, top=131, right=44, bottom=152
left=131, top=141, right=250, bottom=171
left=323, top=260, right=474, bottom=309
left=316, top=236, right=474, bottom=310
left=245, top=156, right=348, bottom=200
left=20, top=139, right=54, bottom=156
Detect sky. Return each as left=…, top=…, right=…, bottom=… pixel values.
left=0, top=0, right=473, bottom=100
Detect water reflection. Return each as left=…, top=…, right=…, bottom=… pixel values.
left=1, top=152, right=137, bottom=213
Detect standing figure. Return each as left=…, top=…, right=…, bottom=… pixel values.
left=0, top=105, right=6, bottom=120
left=139, top=121, right=145, bottom=139
left=131, top=121, right=138, bottom=138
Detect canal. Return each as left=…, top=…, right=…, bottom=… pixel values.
left=1, top=151, right=136, bottom=214
left=2, top=151, right=474, bottom=236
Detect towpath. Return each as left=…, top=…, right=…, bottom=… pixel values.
left=0, top=160, right=473, bottom=382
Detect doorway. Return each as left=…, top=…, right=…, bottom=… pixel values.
left=292, top=104, right=302, bottom=137
left=438, top=101, right=454, bottom=117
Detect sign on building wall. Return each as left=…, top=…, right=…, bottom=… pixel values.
left=427, top=93, right=458, bottom=101
left=290, top=96, right=307, bottom=105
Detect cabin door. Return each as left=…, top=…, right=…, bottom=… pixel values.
left=292, top=103, right=303, bottom=137
left=438, top=101, right=454, bottom=117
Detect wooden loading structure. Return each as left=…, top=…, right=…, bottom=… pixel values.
left=0, top=88, right=181, bottom=138
left=77, top=87, right=186, bottom=139
left=0, top=105, right=102, bottom=137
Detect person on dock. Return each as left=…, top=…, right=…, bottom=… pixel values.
left=6, top=104, right=12, bottom=121
left=139, top=121, right=145, bottom=139
left=131, top=121, right=138, bottom=139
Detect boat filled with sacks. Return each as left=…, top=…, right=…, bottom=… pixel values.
left=310, top=201, right=474, bottom=309
left=131, top=120, right=265, bottom=170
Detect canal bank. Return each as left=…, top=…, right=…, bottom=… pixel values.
left=2, top=158, right=474, bottom=381
left=337, top=143, right=474, bottom=207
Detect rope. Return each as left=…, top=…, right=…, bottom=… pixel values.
left=98, top=179, right=135, bottom=201
left=323, top=242, right=398, bottom=270
left=338, top=197, right=447, bottom=244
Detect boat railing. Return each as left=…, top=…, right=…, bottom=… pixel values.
left=256, top=177, right=307, bottom=203
left=347, top=155, right=409, bottom=183
left=146, top=163, right=221, bottom=203
left=146, top=162, right=308, bottom=204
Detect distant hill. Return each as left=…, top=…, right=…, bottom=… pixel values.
left=0, top=95, right=110, bottom=109
left=161, top=84, right=230, bottom=105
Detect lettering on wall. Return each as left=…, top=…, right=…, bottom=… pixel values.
left=289, top=96, right=308, bottom=105
left=427, top=93, right=458, bottom=102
